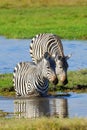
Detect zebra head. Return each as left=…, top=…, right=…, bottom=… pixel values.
left=40, top=52, right=58, bottom=85
left=53, top=53, right=71, bottom=85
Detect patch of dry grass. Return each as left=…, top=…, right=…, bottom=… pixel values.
left=0, top=117, right=87, bottom=130
left=0, top=0, right=87, bottom=8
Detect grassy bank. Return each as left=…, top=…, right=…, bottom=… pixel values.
left=0, top=69, right=87, bottom=96
left=0, top=73, right=14, bottom=96
left=0, top=117, right=87, bottom=130
left=0, top=0, right=87, bottom=39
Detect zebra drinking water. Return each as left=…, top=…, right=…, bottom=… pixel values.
left=30, top=33, right=71, bottom=85
left=13, top=52, right=58, bottom=96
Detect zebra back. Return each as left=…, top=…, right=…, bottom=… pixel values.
left=13, top=62, right=35, bottom=96
left=30, top=33, right=64, bottom=64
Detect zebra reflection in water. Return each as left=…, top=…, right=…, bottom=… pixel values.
left=14, top=98, right=68, bottom=118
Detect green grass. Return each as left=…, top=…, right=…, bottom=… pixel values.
left=0, top=69, right=87, bottom=96
left=67, top=69, right=87, bottom=87
left=0, top=117, right=87, bottom=130
left=49, top=69, right=87, bottom=92
left=0, top=73, right=13, bottom=88
left=0, top=73, right=14, bottom=96
left=0, top=5, right=87, bottom=39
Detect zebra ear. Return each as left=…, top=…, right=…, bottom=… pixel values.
left=44, top=52, right=50, bottom=59
left=65, top=54, right=72, bottom=60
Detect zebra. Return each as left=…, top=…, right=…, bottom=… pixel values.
left=30, top=33, right=71, bottom=85
left=13, top=52, right=58, bottom=96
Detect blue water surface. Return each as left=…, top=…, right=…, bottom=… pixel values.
left=0, top=36, right=87, bottom=73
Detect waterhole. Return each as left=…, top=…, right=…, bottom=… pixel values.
left=0, top=93, right=87, bottom=118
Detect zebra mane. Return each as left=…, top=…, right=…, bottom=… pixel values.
left=36, top=54, right=47, bottom=64
left=37, top=58, right=43, bottom=64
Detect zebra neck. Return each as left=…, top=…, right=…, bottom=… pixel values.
left=35, top=75, right=49, bottom=94
left=35, top=75, right=48, bottom=88
left=36, top=62, right=43, bottom=75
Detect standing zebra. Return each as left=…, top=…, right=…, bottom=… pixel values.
left=13, top=52, right=58, bottom=96
left=30, top=33, right=71, bottom=85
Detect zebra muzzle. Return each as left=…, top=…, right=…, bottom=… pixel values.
left=51, top=76, right=58, bottom=85
left=62, top=79, right=68, bottom=85
left=60, top=76, right=68, bottom=85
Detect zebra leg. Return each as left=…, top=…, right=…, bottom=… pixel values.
left=27, top=89, right=40, bottom=97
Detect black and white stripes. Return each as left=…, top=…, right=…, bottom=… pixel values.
left=13, top=33, right=70, bottom=96
left=30, top=33, right=64, bottom=64
left=30, top=33, right=70, bottom=85
left=13, top=52, right=58, bottom=96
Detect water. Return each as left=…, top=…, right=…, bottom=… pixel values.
left=0, top=36, right=87, bottom=118
left=67, top=93, right=87, bottom=118
left=0, top=36, right=87, bottom=73
left=0, top=93, right=87, bottom=118
left=0, top=36, right=31, bottom=73
left=62, top=39, right=87, bottom=70
left=14, top=97, right=68, bottom=118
